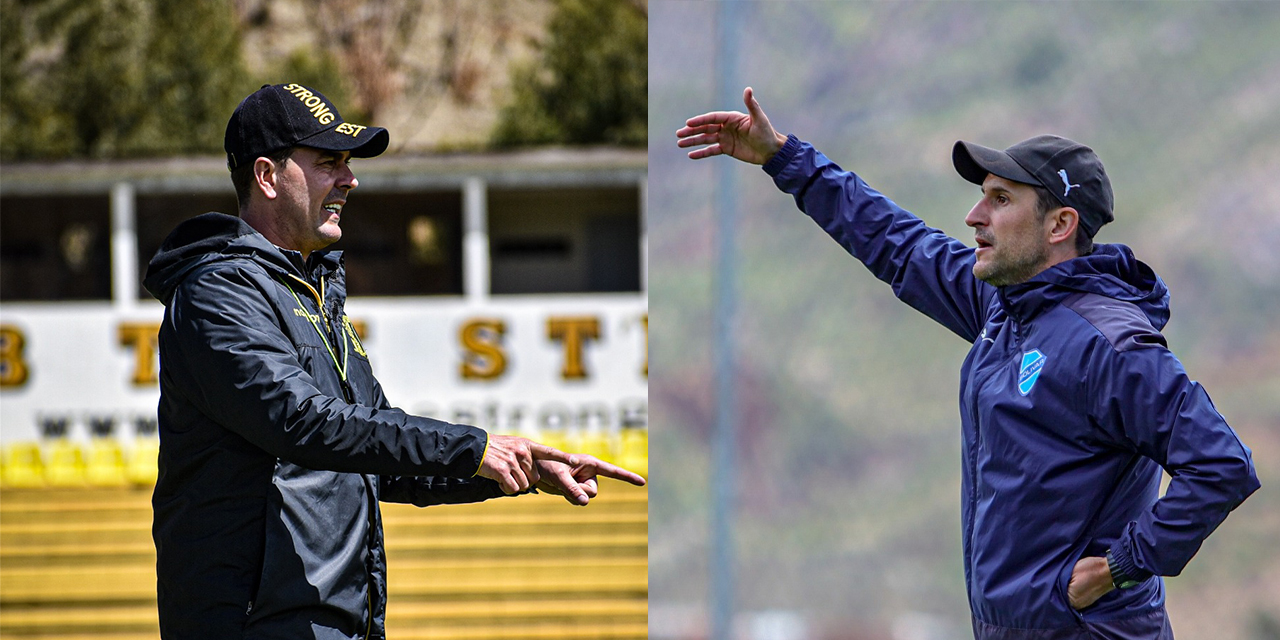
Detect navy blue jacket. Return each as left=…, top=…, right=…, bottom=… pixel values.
left=764, top=137, right=1258, bottom=634
left=144, top=213, right=506, bottom=639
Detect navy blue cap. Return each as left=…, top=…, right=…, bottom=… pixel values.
left=953, top=134, right=1114, bottom=238
left=224, top=83, right=389, bottom=170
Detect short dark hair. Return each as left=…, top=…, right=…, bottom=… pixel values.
left=230, top=147, right=295, bottom=210
left=1032, top=184, right=1094, bottom=256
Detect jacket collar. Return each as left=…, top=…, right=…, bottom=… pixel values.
left=996, top=243, right=1170, bottom=329
left=144, top=212, right=346, bottom=305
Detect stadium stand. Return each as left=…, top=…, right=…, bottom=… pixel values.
left=0, top=443, right=648, bottom=639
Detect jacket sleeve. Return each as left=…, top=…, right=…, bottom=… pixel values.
left=167, top=263, right=488, bottom=478
left=362, top=376, right=512, bottom=505
left=763, top=135, right=994, bottom=343
left=379, top=475, right=510, bottom=506
left=1089, top=343, right=1260, bottom=582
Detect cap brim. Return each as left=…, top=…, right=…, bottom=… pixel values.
left=952, top=140, right=1038, bottom=187
left=297, top=125, right=390, bottom=159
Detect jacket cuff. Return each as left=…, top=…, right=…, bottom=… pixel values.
left=762, top=134, right=802, bottom=177
left=1109, top=536, right=1153, bottom=586
left=472, top=430, right=491, bottom=477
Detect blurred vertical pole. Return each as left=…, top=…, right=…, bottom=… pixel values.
left=111, top=182, right=137, bottom=311
left=463, top=176, right=489, bottom=302
left=710, top=2, right=741, bottom=639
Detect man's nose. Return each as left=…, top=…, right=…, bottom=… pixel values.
left=964, top=201, right=985, bottom=228
left=338, top=165, right=358, bottom=192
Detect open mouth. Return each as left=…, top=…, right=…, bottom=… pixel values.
left=323, top=202, right=344, bottom=220
left=975, top=237, right=993, bottom=249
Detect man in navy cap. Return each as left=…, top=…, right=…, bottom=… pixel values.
left=677, top=88, right=1257, bottom=639
left=144, top=84, right=644, bottom=639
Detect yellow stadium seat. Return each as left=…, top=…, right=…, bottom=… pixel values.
left=2, top=442, right=46, bottom=487
left=126, top=437, right=160, bottom=486
left=619, top=427, right=648, bottom=479
left=85, top=439, right=129, bottom=487
left=44, top=439, right=86, bottom=486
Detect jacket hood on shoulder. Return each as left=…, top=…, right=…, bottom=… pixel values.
left=143, top=212, right=333, bottom=305
left=144, top=213, right=282, bottom=304
left=1002, top=243, right=1171, bottom=330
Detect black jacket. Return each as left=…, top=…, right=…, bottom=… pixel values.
left=144, top=212, right=503, bottom=639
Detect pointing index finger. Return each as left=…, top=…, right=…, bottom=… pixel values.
left=528, top=442, right=578, bottom=467
left=587, top=460, right=646, bottom=486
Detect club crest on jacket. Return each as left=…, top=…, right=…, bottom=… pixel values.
left=1019, top=350, right=1046, bottom=396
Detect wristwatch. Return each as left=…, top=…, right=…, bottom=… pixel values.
left=1106, top=547, right=1141, bottom=589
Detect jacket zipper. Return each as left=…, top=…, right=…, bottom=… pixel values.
left=284, top=273, right=354, bottom=403
left=283, top=271, right=373, bottom=635
left=961, top=332, right=1010, bottom=607
left=963, top=368, right=983, bottom=601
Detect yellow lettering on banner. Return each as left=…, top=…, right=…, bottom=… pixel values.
left=547, top=316, right=600, bottom=381
left=0, top=324, right=31, bottom=388
left=640, top=314, right=648, bottom=378
left=348, top=319, right=367, bottom=341
left=118, top=322, right=161, bottom=386
left=460, top=319, right=507, bottom=380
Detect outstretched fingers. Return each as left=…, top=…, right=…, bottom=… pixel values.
left=686, top=144, right=724, bottom=160
left=583, top=458, right=646, bottom=486
left=675, top=125, right=723, bottom=148
left=683, top=110, right=745, bottom=129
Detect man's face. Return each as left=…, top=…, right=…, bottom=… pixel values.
left=271, top=146, right=357, bottom=256
left=964, top=174, right=1052, bottom=286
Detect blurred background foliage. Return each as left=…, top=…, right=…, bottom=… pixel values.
left=493, top=0, right=647, bottom=147
left=1, top=0, right=244, bottom=159
left=649, top=2, right=1280, bottom=639
left=0, top=0, right=647, bottom=162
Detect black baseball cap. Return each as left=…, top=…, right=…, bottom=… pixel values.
left=224, top=83, right=389, bottom=170
left=952, top=134, right=1114, bottom=238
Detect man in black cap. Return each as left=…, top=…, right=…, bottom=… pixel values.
left=144, top=84, right=644, bottom=639
left=677, top=88, right=1257, bottom=638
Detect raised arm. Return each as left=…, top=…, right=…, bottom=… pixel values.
left=680, top=87, right=995, bottom=342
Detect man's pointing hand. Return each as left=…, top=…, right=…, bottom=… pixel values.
left=476, top=434, right=577, bottom=494
left=677, top=87, right=788, bottom=165
left=536, top=454, right=647, bottom=506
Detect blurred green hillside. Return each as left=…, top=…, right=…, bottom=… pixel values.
left=649, top=2, right=1280, bottom=638
left=1, top=0, right=645, bottom=160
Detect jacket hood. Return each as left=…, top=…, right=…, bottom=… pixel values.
left=1001, top=243, right=1170, bottom=330
left=143, top=212, right=340, bottom=305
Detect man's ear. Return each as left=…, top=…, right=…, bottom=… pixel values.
left=254, top=157, right=282, bottom=200
left=1047, top=207, right=1079, bottom=247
